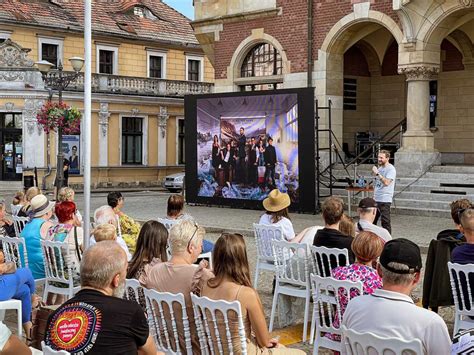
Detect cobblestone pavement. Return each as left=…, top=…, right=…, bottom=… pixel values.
left=2, top=190, right=456, bottom=354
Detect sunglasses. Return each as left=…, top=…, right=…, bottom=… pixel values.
left=458, top=207, right=474, bottom=224
left=187, top=222, right=200, bottom=250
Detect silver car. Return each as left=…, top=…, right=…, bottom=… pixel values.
left=163, top=172, right=184, bottom=192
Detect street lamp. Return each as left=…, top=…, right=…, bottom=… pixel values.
left=36, top=57, right=84, bottom=194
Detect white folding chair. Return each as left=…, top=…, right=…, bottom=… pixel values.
left=253, top=223, right=284, bottom=288
left=10, top=204, right=22, bottom=216
left=0, top=299, right=22, bottom=337
left=41, top=341, right=71, bottom=354
left=40, top=240, right=80, bottom=302
left=0, top=235, right=28, bottom=268
left=145, top=289, right=192, bottom=355
left=124, top=278, right=145, bottom=310
left=448, top=262, right=474, bottom=334
left=191, top=293, right=248, bottom=355
left=269, top=240, right=311, bottom=343
left=341, top=325, right=423, bottom=355
left=13, top=215, right=29, bottom=238
left=310, top=274, right=363, bottom=351
left=310, top=245, right=349, bottom=277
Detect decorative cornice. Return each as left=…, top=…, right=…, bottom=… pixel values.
left=398, top=66, right=439, bottom=81
left=460, top=0, right=473, bottom=7
left=98, top=102, right=111, bottom=137
left=0, top=39, right=34, bottom=68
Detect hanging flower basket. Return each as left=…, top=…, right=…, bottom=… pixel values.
left=36, top=101, right=81, bottom=134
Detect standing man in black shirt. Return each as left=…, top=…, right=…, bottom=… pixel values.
left=264, top=137, right=277, bottom=188
left=44, top=241, right=159, bottom=355
left=248, top=137, right=258, bottom=186
left=237, top=127, right=247, bottom=184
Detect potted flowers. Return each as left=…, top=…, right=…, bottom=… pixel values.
left=36, top=101, right=81, bottom=134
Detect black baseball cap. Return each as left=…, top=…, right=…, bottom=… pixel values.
left=358, top=197, right=377, bottom=209
left=379, top=238, right=422, bottom=274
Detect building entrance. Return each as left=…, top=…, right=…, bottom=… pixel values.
left=0, top=113, right=23, bottom=181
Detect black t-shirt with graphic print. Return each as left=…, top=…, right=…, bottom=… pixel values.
left=45, top=289, right=148, bottom=355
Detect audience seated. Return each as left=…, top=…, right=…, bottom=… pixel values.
left=140, top=220, right=213, bottom=353
left=452, top=208, right=474, bottom=264
left=354, top=198, right=392, bottom=242
left=44, top=241, right=158, bottom=355
left=0, top=320, right=32, bottom=355
left=423, top=199, right=470, bottom=312
left=57, top=187, right=83, bottom=224
left=0, top=250, right=36, bottom=338
left=201, top=233, right=305, bottom=354
left=329, top=231, right=383, bottom=339
left=313, top=197, right=355, bottom=265
left=12, top=190, right=26, bottom=207
left=20, top=194, right=55, bottom=280
left=93, top=224, right=117, bottom=242
left=0, top=201, right=15, bottom=237
left=339, top=213, right=355, bottom=238
left=341, top=238, right=451, bottom=354
left=17, top=187, right=41, bottom=218
left=47, top=201, right=83, bottom=276
left=164, top=194, right=214, bottom=253
left=127, top=220, right=168, bottom=280
left=259, top=189, right=306, bottom=243
left=108, top=192, right=141, bottom=253
left=91, top=205, right=132, bottom=261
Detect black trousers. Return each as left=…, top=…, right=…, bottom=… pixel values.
left=374, top=202, right=392, bottom=234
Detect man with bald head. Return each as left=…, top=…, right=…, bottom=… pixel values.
left=44, top=241, right=158, bottom=355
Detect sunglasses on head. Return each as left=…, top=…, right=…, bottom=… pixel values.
left=458, top=207, right=474, bottom=224
left=187, top=222, right=199, bottom=250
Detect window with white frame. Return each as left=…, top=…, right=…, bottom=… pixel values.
left=96, top=44, right=118, bottom=75
left=147, top=50, right=166, bottom=79
left=38, top=37, right=64, bottom=69
left=186, top=55, right=203, bottom=81
left=122, top=117, right=143, bottom=164
left=0, top=30, right=12, bottom=43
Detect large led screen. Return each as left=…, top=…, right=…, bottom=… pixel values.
left=185, top=88, right=315, bottom=212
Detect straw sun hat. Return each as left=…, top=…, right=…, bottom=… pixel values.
left=30, top=194, right=55, bottom=218
left=263, top=189, right=291, bottom=212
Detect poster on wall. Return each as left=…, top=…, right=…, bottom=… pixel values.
left=185, top=88, right=315, bottom=212
left=62, top=135, right=80, bottom=175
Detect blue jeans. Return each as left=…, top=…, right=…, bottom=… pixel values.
left=202, top=239, right=214, bottom=254
left=0, top=268, right=35, bottom=323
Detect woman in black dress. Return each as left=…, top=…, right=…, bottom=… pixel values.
left=211, top=135, right=221, bottom=171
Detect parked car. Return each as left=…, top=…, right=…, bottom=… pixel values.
left=163, top=172, right=184, bottom=192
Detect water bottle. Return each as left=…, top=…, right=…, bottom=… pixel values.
left=357, top=176, right=365, bottom=188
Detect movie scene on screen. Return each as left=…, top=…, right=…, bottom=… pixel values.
left=196, top=93, right=299, bottom=202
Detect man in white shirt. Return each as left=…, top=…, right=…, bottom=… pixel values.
left=341, top=238, right=451, bottom=354
left=372, top=150, right=396, bottom=233
left=355, top=197, right=392, bottom=242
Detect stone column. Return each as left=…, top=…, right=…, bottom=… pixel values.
left=157, top=106, right=169, bottom=166
left=98, top=102, right=110, bottom=167
left=22, top=99, right=45, bottom=169
left=395, top=65, right=441, bottom=176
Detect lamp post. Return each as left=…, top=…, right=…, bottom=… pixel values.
left=36, top=57, right=84, bottom=193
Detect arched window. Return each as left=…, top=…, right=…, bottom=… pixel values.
left=240, top=43, right=282, bottom=78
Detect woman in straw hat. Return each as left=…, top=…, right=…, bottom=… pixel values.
left=259, top=189, right=306, bottom=243
left=20, top=194, right=55, bottom=280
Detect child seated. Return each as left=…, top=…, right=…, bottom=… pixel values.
left=93, top=224, right=117, bottom=242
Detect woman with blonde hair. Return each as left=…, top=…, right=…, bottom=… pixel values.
left=18, top=186, right=41, bottom=217
left=57, top=186, right=82, bottom=224
left=339, top=213, right=355, bottom=238
left=201, top=233, right=305, bottom=354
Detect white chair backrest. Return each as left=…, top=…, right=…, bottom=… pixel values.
left=191, top=294, right=247, bottom=355
left=158, top=217, right=179, bottom=232
left=40, top=240, right=74, bottom=286
left=124, top=278, right=142, bottom=304
left=272, top=240, right=309, bottom=287
left=144, top=289, right=192, bottom=355
left=310, top=245, right=350, bottom=277
left=342, top=326, right=423, bottom=355
left=253, top=223, right=284, bottom=264
left=13, top=215, right=29, bottom=238
left=41, top=341, right=71, bottom=354
left=448, top=262, right=474, bottom=316
left=0, top=236, right=28, bottom=268
left=10, top=204, right=22, bottom=216
left=311, top=274, right=363, bottom=336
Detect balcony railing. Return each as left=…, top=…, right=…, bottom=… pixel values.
left=45, top=71, right=214, bottom=97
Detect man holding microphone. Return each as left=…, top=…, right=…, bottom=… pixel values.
left=372, top=150, right=396, bottom=233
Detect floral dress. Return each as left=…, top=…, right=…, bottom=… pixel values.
left=119, top=213, right=141, bottom=253
left=327, top=263, right=382, bottom=340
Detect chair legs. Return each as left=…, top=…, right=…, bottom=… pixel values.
left=309, top=302, right=317, bottom=344
left=16, top=304, right=22, bottom=338
left=254, top=262, right=260, bottom=289
left=269, top=284, right=279, bottom=332
left=302, top=291, right=311, bottom=343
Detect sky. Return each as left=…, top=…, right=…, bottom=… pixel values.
left=162, top=0, right=194, bottom=20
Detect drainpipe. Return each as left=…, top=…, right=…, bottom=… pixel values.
left=307, top=0, right=313, bottom=87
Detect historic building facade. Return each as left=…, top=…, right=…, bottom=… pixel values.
left=192, top=0, right=474, bottom=175
left=0, top=0, right=213, bottom=188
